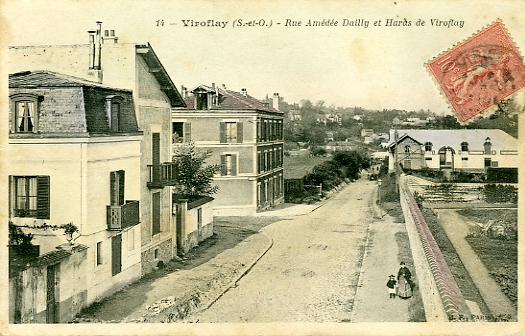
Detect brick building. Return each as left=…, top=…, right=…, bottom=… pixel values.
left=9, top=23, right=186, bottom=276
left=7, top=70, right=142, bottom=323
left=173, top=85, right=285, bottom=215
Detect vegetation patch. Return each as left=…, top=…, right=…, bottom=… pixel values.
left=458, top=208, right=517, bottom=305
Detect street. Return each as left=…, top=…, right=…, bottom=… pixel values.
left=189, top=177, right=380, bottom=322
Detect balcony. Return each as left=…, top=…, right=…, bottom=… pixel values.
left=147, top=162, right=179, bottom=189
left=107, top=200, right=140, bottom=231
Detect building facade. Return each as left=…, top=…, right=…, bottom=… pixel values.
left=7, top=70, right=142, bottom=323
left=173, top=85, right=285, bottom=215
left=9, top=23, right=186, bottom=276
left=388, top=129, right=519, bottom=173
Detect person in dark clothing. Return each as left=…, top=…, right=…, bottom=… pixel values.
left=386, top=275, right=397, bottom=298
left=397, top=262, right=414, bottom=299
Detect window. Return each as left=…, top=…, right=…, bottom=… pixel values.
left=461, top=142, right=469, bottom=152
left=10, top=176, right=50, bottom=219
left=111, top=234, right=122, bottom=276
left=404, top=145, right=411, bottom=153
left=484, top=158, right=491, bottom=167
left=110, top=170, right=125, bottom=206
left=424, top=142, right=433, bottom=152
left=196, top=93, right=208, bottom=110
left=226, top=122, right=236, bottom=142
left=11, top=94, right=40, bottom=133
left=221, top=154, right=237, bottom=176
left=220, top=122, right=243, bottom=143
left=484, top=137, right=492, bottom=155
left=154, top=248, right=159, bottom=259
left=105, top=95, right=124, bottom=132
left=172, top=122, right=191, bottom=143
left=96, top=242, right=103, bottom=265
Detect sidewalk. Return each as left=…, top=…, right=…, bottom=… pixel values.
left=351, top=215, right=410, bottom=322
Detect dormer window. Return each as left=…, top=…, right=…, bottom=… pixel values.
left=461, top=142, right=469, bottom=152
left=196, top=93, right=208, bottom=110
left=424, top=142, right=433, bottom=152
left=105, top=95, right=124, bottom=132
left=10, top=93, right=40, bottom=133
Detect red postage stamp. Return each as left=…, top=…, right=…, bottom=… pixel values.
left=427, top=21, right=525, bottom=123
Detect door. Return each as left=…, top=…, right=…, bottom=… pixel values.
left=46, top=264, right=59, bottom=323
left=111, top=234, right=122, bottom=276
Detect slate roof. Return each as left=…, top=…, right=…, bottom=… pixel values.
left=9, top=70, right=132, bottom=91
left=389, top=129, right=518, bottom=150
left=182, top=85, right=282, bottom=113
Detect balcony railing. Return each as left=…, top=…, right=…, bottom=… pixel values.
left=147, top=162, right=179, bottom=189
left=107, top=200, right=140, bottom=231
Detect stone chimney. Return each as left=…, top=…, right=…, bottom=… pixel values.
left=272, top=93, right=280, bottom=111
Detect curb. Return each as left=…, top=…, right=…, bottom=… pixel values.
left=197, top=233, right=274, bottom=315
left=157, top=232, right=275, bottom=323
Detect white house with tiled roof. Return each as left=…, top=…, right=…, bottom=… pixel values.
left=173, top=85, right=284, bottom=215
left=388, top=129, right=519, bottom=173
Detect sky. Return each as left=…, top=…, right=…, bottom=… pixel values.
left=3, top=0, right=525, bottom=114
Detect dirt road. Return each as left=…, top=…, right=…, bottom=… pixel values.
left=188, top=177, right=376, bottom=322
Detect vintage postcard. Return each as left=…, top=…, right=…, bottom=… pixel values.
left=1, top=0, right=524, bottom=335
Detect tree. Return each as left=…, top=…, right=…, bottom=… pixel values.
left=172, top=143, right=220, bottom=196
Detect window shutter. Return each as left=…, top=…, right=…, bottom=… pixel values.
left=110, top=171, right=116, bottom=205
left=8, top=176, right=13, bottom=218
left=118, top=170, right=125, bottom=206
left=237, top=122, right=243, bottom=143
left=36, top=175, right=50, bottom=219
left=231, top=155, right=237, bottom=176
left=220, top=155, right=227, bottom=176
left=220, top=122, right=226, bottom=143
left=184, top=122, right=191, bottom=142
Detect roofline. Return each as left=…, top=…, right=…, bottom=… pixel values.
left=9, top=70, right=133, bottom=92
left=135, top=43, right=186, bottom=108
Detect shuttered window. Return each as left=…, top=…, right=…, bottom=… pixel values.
left=221, top=154, right=237, bottom=176
left=10, top=176, right=50, bottom=219
left=220, top=122, right=242, bottom=143
left=152, top=192, right=161, bottom=235
left=110, top=170, right=125, bottom=206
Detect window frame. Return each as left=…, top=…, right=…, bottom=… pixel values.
left=10, top=175, right=50, bottom=219
left=105, top=95, right=124, bottom=133
left=10, top=93, right=40, bottom=134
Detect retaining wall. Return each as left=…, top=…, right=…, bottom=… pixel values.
left=399, top=174, right=468, bottom=321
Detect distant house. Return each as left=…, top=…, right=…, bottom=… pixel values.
left=388, top=129, right=519, bottom=173
left=361, top=129, right=374, bottom=137
left=8, top=70, right=142, bottom=323
left=173, top=86, right=284, bottom=215
left=287, top=109, right=302, bottom=121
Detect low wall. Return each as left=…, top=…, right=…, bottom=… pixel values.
left=400, top=174, right=468, bottom=321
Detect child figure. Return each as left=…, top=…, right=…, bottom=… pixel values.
left=386, top=275, right=397, bottom=298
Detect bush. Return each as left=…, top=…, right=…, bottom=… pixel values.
left=483, top=184, right=517, bottom=203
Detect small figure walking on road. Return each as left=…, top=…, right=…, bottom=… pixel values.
left=397, top=262, right=413, bottom=299
left=386, top=275, right=397, bottom=299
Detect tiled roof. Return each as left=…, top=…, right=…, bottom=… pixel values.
left=390, top=129, right=518, bottom=150
left=182, top=85, right=282, bottom=113
left=9, top=70, right=131, bottom=91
